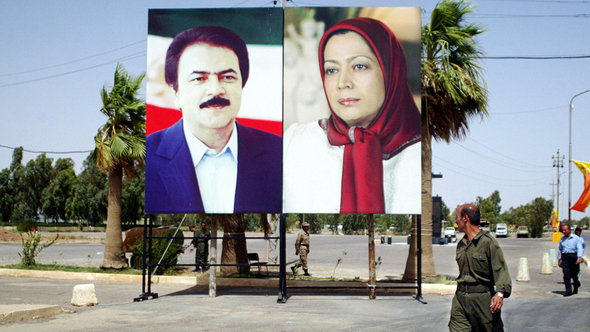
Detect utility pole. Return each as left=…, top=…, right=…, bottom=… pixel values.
left=552, top=150, right=565, bottom=223
left=549, top=181, right=556, bottom=204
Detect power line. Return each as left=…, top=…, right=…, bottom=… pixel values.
left=0, top=40, right=145, bottom=77
left=454, top=142, right=553, bottom=172
left=0, top=144, right=92, bottom=155
left=478, top=55, right=590, bottom=59
left=0, top=52, right=145, bottom=88
left=493, top=105, right=563, bottom=114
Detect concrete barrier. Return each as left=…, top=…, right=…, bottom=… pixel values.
left=540, top=252, right=553, bottom=274
left=549, top=249, right=557, bottom=267
left=516, top=257, right=530, bottom=281
left=71, top=284, right=98, bottom=306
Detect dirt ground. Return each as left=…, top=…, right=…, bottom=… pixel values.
left=0, top=228, right=103, bottom=244
left=0, top=228, right=21, bottom=242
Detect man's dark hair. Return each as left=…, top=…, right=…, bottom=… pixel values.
left=460, top=204, right=480, bottom=226
left=165, top=26, right=249, bottom=91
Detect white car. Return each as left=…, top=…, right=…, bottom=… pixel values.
left=495, top=224, right=508, bottom=238
left=444, top=227, right=456, bottom=238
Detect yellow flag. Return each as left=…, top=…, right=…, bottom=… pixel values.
left=571, top=160, right=590, bottom=212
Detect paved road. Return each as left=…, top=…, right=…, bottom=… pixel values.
left=1, top=276, right=589, bottom=331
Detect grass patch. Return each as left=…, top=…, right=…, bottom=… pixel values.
left=0, top=263, right=142, bottom=275
left=429, top=275, right=457, bottom=285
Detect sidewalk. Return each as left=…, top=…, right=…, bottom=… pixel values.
left=0, top=268, right=455, bottom=326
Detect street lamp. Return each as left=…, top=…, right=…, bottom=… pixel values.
left=568, top=89, right=590, bottom=224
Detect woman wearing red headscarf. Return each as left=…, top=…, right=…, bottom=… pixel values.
left=283, top=17, right=421, bottom=214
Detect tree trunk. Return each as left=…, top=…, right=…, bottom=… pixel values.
left=220, top=214, right=249, bottom=276
left=403, top=131, right=436, bottom=280
left=101, top=165, right=128, bottom=269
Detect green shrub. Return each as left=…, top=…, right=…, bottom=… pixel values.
left=17, top=219, right=36, bottom=233
left=131, top=228, right=184, bottom=275
left=18, top=229, right=58, bottom=266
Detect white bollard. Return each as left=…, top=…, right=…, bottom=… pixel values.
left=540, top=252, right=553, bottom=275
left=71, top=284, right=98, bottom=306
left=549, top=249, right=557, bottom=267
left=516, top=257, right=530, bottom=281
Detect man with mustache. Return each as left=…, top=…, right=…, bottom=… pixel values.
left=146, top=26, right=282, bottom=213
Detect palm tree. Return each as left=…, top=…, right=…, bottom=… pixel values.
left=404, top=0, right=487, bottom=280
left=95, top=64, right=145, bottom=269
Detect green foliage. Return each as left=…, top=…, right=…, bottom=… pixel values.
left=131, top=228, right=184, bottom=275
left=499, top=197, right=553, bottom=237
left=94, top=64, right=146, bottom=174
left=441, top=200, right=451, bottom=223
left=341, top=214, right=367, bottom=235
left=476, top=190, right=502, bottom=224
left=528, top=197, right=553, bottom=238
left=579, top=217, right=590, bottom=228
left=121, top=167, right=144, bottom=225
left=303, top=214, right=324, bottom=234
left=18, top=229, right=58, bottom=266
left=42, top=158, right=77, bottom=222
left=244, top=214, right=260, bottom=231
left=16, top=219, right=37, bottom=233
left=374, top=214, right=411, bottom=235
left=66, top=155, right=107, bottom=225
left=422, top=0, right=487, bottom=142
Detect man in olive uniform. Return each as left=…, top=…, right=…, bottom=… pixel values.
left=449, top=204, right=511, bottom=332
left=292, top=222, right=310, bottom=276
left=191, top=221, right=210, bottom=272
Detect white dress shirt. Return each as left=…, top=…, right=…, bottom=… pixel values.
left=283, top=121, right=421, bottom=214
left=183, top=123, right=238, bottom=213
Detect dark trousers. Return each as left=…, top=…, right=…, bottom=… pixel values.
left=561, top=253, right=580, bottom=293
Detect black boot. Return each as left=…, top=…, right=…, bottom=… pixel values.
left=291, top=266, right=297, bottom=275
left=303, top=269, right=311, bottom=276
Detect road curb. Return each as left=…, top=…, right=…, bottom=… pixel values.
left=0, top=268, right=456, bottom=294
left=0, top=304, right=65, bottom=324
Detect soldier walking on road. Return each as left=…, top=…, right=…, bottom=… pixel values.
left=191, top=222, right=210, bottom=272
left=449, top=204, right=511, bottom=332
left=558, top=224, right=583, bottom=296
left=292, top=222, right=311, bottom=276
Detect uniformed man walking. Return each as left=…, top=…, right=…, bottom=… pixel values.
left=292, top=222, right=311, bottom=276
left=191, top=221, right=210, bottom=272
left=449, top=204, right=511, bottom=332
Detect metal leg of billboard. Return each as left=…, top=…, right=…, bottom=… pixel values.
left=414, top=214, right=426, bottom=304
left=277, top=213, right=287, bottom=303
left=134, top=215, right=158, bottom=302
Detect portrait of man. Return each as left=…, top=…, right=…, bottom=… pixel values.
left=145, top=9, right=282, bottom=214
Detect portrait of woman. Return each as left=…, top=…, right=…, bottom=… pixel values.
left=283, top=13, right=421, bottom=214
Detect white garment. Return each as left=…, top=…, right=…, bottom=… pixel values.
left=183, top=122, right=238, bottom=213
left=283, top=121, right=421, bottom=214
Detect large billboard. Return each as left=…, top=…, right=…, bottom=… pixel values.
left=145, top=8, right=283, bottom=214
left=144, top=7, right=422, bottom=215
left=283, top=7, right=422, bottom=214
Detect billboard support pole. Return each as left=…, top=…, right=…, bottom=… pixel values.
left=277, top=214, right=287, bottom=303
left=368, top=214, right=376, bottom=299
left=209, top=216, right=217, bottom=297
left=414, top=214, right=426, bottom=304
left=134, top=215, right=158, bottom=301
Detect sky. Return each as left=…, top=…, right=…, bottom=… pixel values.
left=0, top=0, right=589, bottom=220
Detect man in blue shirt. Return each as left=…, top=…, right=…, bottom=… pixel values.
left=558, top=224, right=584, bottom=296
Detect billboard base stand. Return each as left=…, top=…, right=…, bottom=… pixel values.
left=413, top=294, right=427, bottom=304
left=134, top=292, right=159, bottom=302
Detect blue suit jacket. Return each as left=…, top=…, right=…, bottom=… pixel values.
left=145, top=119, right=282, bottom=213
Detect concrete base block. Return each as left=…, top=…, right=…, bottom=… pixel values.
left=516, top=257, right=530, bottom=281
left=71, top=283, right=98, bottom=306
